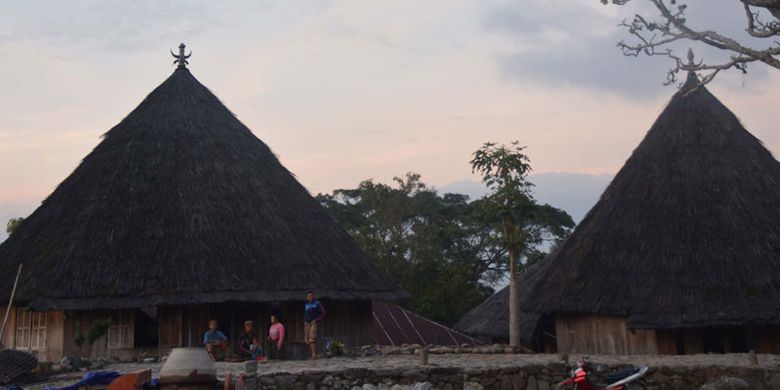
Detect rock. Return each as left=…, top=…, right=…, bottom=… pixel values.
left=700, top=377, right=751, bottom=390
left=525, top=375, right=538, bottom=390
left=363, top=385, right=379, bottom=390
left=769, top=373, right=780, bottom=390
left=401, top=368, right=425, bottom=382
left=59, top=356, right=84, bottom=371
left=463, top=382, right=484, bottom=390
left=464, top=368, right=483, bottom=376
left=537, top=379, right=550, bottom=390
left=276, top=374, right=298, bottom=389
left=245, top=360, right=258, bottom=375
left=322, top=376, right=335, bottom=386
left=259, top=376, right=277, bottom=386
left=411, top=382, right=433, bottom=390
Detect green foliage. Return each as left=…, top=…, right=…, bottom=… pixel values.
left=471, top=141, right=535, bottom=253
left=471, top=141, right=566, bottom=346
left=87, top=318, right=113, bottom=345
left=6, top=217, right=24, bottom=235
left=317, top=172, right=573, bottom=326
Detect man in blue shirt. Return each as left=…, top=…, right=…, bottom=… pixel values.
left=203, top=319, right=228, bottom=361
left=304, top=291, right=326, bottom=359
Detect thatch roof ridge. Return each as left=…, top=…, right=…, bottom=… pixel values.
left=519, top=81, right=780, bottom=328
left=0, top=68, right=408, bottom=310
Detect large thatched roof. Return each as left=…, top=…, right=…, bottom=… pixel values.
left=520, top=74, right=780, bottom=329
left=0, top=67, right=407, bottom=311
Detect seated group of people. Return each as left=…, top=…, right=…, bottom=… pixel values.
left=202, top=291, right=326, bottom=361
left=202, top=314, right=285, bottom=361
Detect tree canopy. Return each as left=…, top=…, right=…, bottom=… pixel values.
left=316, top=173, right=573, bottom=326
left=5, top=218, right=24, bottom=236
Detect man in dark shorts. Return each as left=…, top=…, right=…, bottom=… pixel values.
left=203, top=319, right=228, bottom=361
left=303, top=291, right=326, bottom=359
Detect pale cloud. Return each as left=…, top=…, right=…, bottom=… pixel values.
left=0, top=0, right=778, bottom=244
left=485, top=0, right=772, bottom=98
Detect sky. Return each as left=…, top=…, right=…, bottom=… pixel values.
left=1, top=0, right=778, bottom=241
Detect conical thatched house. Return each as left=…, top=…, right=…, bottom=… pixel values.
left=501, top=74, right=780, bottom=355
left=456, top=74, right=780, bottom=355
left=0, top=52, right=406, bottom=361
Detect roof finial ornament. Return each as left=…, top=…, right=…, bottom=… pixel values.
left=171, top=43, right=191, bottom=69
left=681, top=47, right=701, bottom=91
left=687, top=48, right=695, bottom=68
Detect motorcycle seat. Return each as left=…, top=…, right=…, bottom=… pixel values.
left=601, top=367, right=640, bottom=384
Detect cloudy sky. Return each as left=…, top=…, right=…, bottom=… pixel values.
left=1, top=0, right=778, bottom=240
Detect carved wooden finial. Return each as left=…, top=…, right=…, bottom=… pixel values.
left=171, top=43, right=192, bottom=69
left=687, top=48, right=695, bottom=67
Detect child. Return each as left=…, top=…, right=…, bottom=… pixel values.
left=250, top=336, right=264, bottom=360
left=267, top=314, right=285, bottom=360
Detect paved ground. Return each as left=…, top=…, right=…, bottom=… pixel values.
left=17, top=353, right=780, bottom=389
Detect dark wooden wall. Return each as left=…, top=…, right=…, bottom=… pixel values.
left=163, top=300, right=374, bottom=359
left=1, top=304, right=64, bottom=362
left=555, top=314, right=780, bottom=355
left=555, top=315, right=658, bottom=355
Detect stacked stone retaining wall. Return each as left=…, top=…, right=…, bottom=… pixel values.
left=238, top=361, right=780, bottom=390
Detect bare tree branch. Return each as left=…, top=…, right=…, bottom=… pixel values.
left=603, top=0, right=780, bottom=86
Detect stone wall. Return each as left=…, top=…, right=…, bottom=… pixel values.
left=235, top=362, right=780, bottom=390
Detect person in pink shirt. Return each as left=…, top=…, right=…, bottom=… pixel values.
left=267, top=314, right=285, bottom=360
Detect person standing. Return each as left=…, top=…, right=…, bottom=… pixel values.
left=267, top=314, right=285, bottom=360
left=303, top=291, right=325, bottom=359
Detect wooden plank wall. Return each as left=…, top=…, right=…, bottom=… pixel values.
left=0, top=304, right=16, bottom=348
left=756, top=326, right=780, bottom=353
left=555, top=315, right=658, bottom=355
left=62, top=310, right=143, bottom=361
left=171, top=301, right=374, bottom=355
left=0, top=300, right=375, bottom=362
left=158, top=306, right=182, bottom=348
left=0, top=305, right=65, bottom=362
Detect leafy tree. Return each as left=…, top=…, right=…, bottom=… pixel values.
left=5, top=217, right=24, bottom=235
left=470, top=141, right=550, bottom=348
left=317, top=172, right=573, bottom=326
left=602, top=0, right=780, bottom=85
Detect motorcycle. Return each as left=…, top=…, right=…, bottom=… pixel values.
left=557, top=357, right=649, bottom=390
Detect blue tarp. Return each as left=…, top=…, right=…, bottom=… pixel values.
left=43, top=371, right=120, bottom=390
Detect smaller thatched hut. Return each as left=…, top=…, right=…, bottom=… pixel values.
left=457, top=73, right=780, bottom=355
left=453, top=262, right=553, bottom=351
